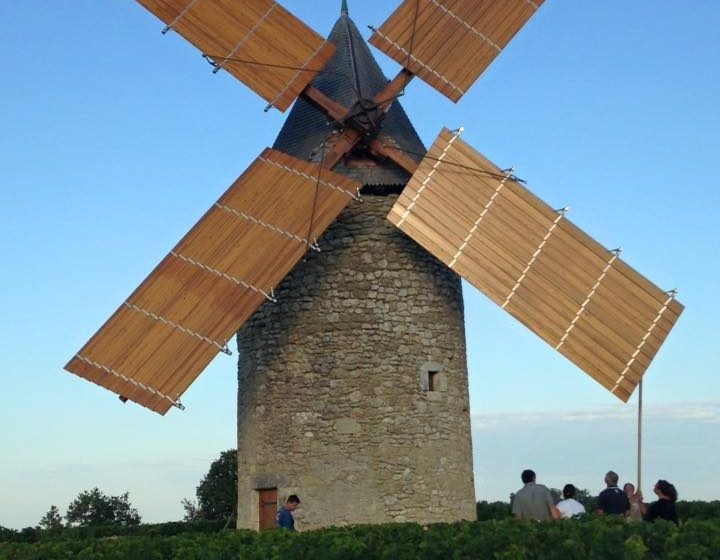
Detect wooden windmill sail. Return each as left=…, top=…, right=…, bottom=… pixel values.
left=65, top=0, right=682, bottom=416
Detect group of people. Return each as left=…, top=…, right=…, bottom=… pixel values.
left=277, top=470, right=680, bottom=531
left=512, top=469, right=678, bottom=523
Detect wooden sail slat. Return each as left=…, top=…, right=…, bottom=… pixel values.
left=135, top=0, right=335, bottom=111
left=504, top=291, right=642, bottom=391
left=512, top=276, right=653, bottom=370
left=388, top=206, right=511, bottom=305
left=65, top=149, right=361, bottom=414
left=369, top=0, right=544, bottom=102
left=389, top=129, right=683, bottom=401
left=442, top=134, right=682, bottom=321
left=399, top=158, right=556, bottom=251
left=396, top=129, right=681, bottom=327
left=513, top=265, right=662, bottom=362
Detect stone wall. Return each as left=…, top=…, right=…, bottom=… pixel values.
left=236, top=192, right=475, bottom=530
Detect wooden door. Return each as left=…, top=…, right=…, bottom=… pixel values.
left=258, top=488, right=278, bottom=531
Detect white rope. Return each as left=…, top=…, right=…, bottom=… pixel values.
left=371, top=28, right=465, bottom=98
left=170, top=250, right=277, bottom=302
left=426, top=0, right=500, bottom=52
left=74, top=354, right=184, bottom=409
left=448, top=168, right=514, bottom=268
left=213, top=3, right=278, bottom=73
left=214, top=203, right=319, bottom=250
left=502, top=208, right=568, bottom=309
left=258, top=156, right=360, bottom=200
left=398, top=128, right=463, bottom=227
left=162, top=0, right=200, bottom=34
left=124, top=302, right=231, bottom=355
left=556, top=248, right=622, bottom=350
left=611, top=290, right=678, bottom=394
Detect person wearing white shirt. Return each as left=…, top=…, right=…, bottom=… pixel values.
left=556, top=484, right=586, bottom=519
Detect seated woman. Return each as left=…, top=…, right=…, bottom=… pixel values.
left=642, top=480, right=678, bottom=524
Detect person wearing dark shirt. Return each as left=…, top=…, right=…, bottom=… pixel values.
left=276, top=494, right=301, bottom=530
left=643, top=480, right=678, bottom=524
left=597, top=470, right=630, bottom=515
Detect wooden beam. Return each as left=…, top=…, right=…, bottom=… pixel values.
left=303, top=85, right=348, bottom=123
left=374, top=68, right=414, bottom=110
left=301, top=68, right=416, bottom=170
left=368, top=137, right=418, bottom=176
left=321, top=128, right=362, bottom=170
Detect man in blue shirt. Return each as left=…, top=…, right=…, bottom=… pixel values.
left=276, top=495, right=301, bottom=530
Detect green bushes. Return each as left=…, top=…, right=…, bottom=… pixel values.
left=476, top=500, right=512, bottom=520
left=676, top=501, right=720, bottom=521
left=2, top=517, right=719, bottom=560
left=0, top=520, right=225, bottom=544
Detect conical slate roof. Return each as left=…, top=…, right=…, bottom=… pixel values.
left=272, top=5, right=426, bottom=186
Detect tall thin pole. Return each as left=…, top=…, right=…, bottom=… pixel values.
left=637, top=379, right=643, bottom=492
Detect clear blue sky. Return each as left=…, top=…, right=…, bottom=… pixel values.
left=1, top=1, right=718, bottom=529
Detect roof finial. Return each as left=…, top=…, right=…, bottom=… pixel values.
left=341, top=0, right=348, bottom=16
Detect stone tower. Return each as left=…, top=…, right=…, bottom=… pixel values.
left=236, top=5, right=475, bottom=530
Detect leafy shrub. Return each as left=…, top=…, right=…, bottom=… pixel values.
left=676, top=501, right=720, bottom=521
left=0, top=527, right=17, bottom=543
left=2, top=517, right=719, bottom=560
left=476, top=500, right=512, bottom=520
left=182, top=449, right=237, bottom=525
left=66, top=488, right=141, bottom=527
left=0, top=519, right=225, bottom=544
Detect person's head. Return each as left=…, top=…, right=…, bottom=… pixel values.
left=562, top=484, right=576, bottom=500
left=623, top=482, right=635, bottom=497
left=521, top=469, right=536, bottom=484
left=604, top=471, right=619, bottom=486
left=285, top=494, right=301, bottom=511
left=654, top=480, right=677, bottom=503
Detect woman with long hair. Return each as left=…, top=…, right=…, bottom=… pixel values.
left=642, top=480, right=679, bottom=524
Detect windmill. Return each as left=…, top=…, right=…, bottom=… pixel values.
left=64, top=1, right=683, bottom=530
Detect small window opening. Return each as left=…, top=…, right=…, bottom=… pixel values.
left=420, top=362, right=443, bottom=393
left=428, top=370, right=439, bottom=392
